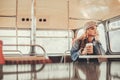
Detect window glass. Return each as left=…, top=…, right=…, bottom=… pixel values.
left=36, top=30, right=73, bottom=54
left=97, top=24, right=107, bottom=52
left=77, top=29, right=84, bottom=38
left=110, top=62, right=120, bottom=80
left=0, top=29, right=31, bottom=55
left=109, top=20, right=120, bottom=53
left=109, top=20, right=120, bottom=30
left=1, top=29, right=72, bottom=55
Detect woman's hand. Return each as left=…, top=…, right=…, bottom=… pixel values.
left=81, top=45, right=93, bottom=55
left=81, top=48, right=87, bottom=55
left=85, top=43, right=93, bottom=54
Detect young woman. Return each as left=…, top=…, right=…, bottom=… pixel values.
left=70, top=21, right=105, bottom=62
left=71, top=21, right=105, bottom=80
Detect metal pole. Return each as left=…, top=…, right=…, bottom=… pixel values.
left=30, top=0, right=36, bottom=56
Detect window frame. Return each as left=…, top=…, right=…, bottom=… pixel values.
left=106, top=16, right=120, bottom=54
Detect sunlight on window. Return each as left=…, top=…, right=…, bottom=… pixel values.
left=109, top=20, right=120, bottom=53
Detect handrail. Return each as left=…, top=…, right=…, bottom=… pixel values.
left=60, top=50, right=70, bottom=63
left=3, top=50, right=23, bottom=56
left=3, top=44, right=48, bottom=59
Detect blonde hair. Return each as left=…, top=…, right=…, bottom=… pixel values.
left=72, top=21, right=99, bottom=44
left=84, top=21, right=97, bottom=30
left=77, top=29, right=99, bottom=41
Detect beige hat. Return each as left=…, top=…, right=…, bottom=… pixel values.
left=84, top=21, right=97, bottom=30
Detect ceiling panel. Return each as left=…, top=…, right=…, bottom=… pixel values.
left=0, top=17, right=16, bottom=27
left=17, top=0, right=32, bottom=28
left=36, top=0, right=68, bottom=29
left=69, top=0, right=120, bottom=29
left=0, top=0, right=16, bottom=16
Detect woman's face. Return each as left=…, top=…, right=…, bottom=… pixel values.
left=86, top=26, right=97, bottom=37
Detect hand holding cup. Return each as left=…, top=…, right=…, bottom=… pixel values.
left=85, top=43, right=93, bottom=54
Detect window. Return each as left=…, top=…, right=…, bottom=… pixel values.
left=1, top=29, right=73, bottom=55
left=108, top=20, right=120, bottom=53
left=0, top=29, right=31, bottom=54
left=97, top=24, right=107, bottom=52
left=36, top=30, right=73, bottom=54
left=110, top=62, right=120, bottom=80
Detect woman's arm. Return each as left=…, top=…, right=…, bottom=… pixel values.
left=70, top=40, right=81, bottom=61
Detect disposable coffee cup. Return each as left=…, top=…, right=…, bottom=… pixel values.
left=86, top=43, right=93, bottom=54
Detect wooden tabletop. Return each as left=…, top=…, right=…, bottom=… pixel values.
left=4, top=56, right=52, bottom=64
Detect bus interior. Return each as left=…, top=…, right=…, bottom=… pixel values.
left=0, top=0, right=120, bottom=80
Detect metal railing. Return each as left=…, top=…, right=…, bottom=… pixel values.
left=3, top=44, right=48, bottom=58
left=60, top=50, right=70, bottom=63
